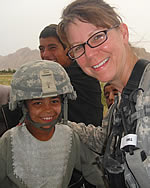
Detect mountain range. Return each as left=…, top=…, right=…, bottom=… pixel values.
left=0, top=47, right=40, bottom=70
left=0, top=46, right=150, bottom=70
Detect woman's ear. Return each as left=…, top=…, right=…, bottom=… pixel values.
left=119, top=23, right=129, bottom=44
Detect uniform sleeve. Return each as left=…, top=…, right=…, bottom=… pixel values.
left=71, top=131, right=106, bottom=187
left=67, top=121, right=107, bottom=154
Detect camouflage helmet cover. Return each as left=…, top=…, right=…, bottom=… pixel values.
left=9, top=60, right=76, bottom=110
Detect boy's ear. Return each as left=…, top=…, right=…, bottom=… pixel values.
left=23, top=101, right=28, bottom=111
left=64, top=47, right=69, bottom=55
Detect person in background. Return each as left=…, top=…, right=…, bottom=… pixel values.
left=0, top=60, right=105, bottom=188
left=39, top=24, right=104, bottom=188
left=102, top=83, right=119, bottom=132
left=0, top=84, right=10, bottom=136
left=57, top=0, right=150, bottom=187
left=0, top=85, right=22, bottom=137
left=0, top=84, right=10, bottom=106
left=39, top=24, right=103, bottom=127
left=103, top=83, right=119, bottom=109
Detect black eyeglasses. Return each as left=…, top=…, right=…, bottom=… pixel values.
left=67, top=25, right=119, bottom=60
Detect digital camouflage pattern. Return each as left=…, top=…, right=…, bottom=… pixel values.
left=9, top=60, right=77, bottom=111
left=67, top=121, right=107, bottom=154
left=66, top=61, right=150, bottom=188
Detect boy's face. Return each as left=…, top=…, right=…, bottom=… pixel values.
left=104, top=85, right=118, bottom=108
left=39, top=36, right=71, bottom=67
left=26, top=96, right=61, bottom=129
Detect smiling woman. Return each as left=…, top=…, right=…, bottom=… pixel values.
left=57, top=0, right=150, bottom=187
left=58, top=0, right=131, bottom=88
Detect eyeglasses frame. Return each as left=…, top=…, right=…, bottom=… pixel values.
left=67, top=25, right=119, bottom=60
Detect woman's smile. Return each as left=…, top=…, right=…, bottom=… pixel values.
left=92, top=57, right=110, bottom=70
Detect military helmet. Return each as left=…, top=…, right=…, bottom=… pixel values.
left=9, top=60, right=76, bottom=111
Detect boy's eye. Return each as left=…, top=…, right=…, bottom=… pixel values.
left=39, top=46, right=44, bottom=52
left=114, top=93, right=118, bottom=96
left=48, top=46, right=56, bottom=50
left=51, top=99, right=60, bottom=104
left=104, top=92, right=109, bottom=99
left=105, top=95, right=109, bottom=99
left=32, top=101, right=42, bottom=105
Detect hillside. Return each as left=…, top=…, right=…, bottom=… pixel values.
left=0, top=46, right=150, bottom=70
left=132, top=46, right=150, bottom=61
left=0, top=47, right=40, bottom=70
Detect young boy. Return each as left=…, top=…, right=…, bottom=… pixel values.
left=104, top=83, right=119, bottom=109
left=0, top=60, right=105, bottom=188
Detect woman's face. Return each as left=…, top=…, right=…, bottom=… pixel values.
left=66, top=19, right=129, bottom=84
left=26, top=96, right=61, bottom=129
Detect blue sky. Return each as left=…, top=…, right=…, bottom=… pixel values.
left=1, top=0, right=150, bottom=55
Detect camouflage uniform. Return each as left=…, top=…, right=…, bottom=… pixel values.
left=67, top=104, right=114, bottom=155
left=0, top=60, right=105, bottom=188
left=67, top=60, right=150, bottom=188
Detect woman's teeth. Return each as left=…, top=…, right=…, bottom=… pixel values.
left=93, top=57, right=109, bottom=69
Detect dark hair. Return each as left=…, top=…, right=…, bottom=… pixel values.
left=104, top=82, right=111, bottom=88
left=39, top=24, right=66, bottom=49
left=103, top=82, right=111, bottom=92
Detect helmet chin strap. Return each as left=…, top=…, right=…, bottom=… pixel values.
left=26, top=113, right=62, bottom=132
left=62, top=94, right=68, bottom=125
